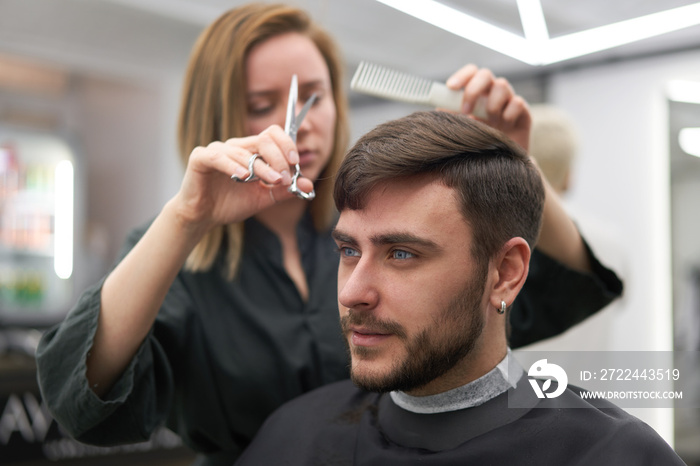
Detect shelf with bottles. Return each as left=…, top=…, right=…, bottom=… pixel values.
left=0, top=267, right=45, bottom=308
left=0, top=260, right=73, bottom=317
left=0, top=140, right=63, bottom=259
left=0, top=128, right=74, bottom=319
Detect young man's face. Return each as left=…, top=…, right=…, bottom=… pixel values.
left=333, top=175, right=493, bottom=396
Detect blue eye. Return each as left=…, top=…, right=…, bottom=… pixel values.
left=340, top=247, right=360, bottom=258
left=392, top=250, right=415, bottom=260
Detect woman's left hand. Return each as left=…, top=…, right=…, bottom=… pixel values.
left=446, top=64, right=531, bottom=151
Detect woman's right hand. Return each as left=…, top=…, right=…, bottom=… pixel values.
left=88, top=124, right=307, bottom=397
left=173, top=124, right=312, bottom=230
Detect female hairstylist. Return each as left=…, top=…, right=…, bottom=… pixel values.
left=36, top=3, right=622, bottom=465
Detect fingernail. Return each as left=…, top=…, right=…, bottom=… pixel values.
left=231, top=168, right=248, bottom=181
left=289, top=150, right=299, bottom=165
left=281, top=170, right=292, bottom=186
left=269, top=171, right=282, bottom=183
left=446, top=76, right=459, bottom=89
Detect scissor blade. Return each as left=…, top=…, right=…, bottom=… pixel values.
left=294, top=93, right=317, bottom=129
left=284, top=74, right=298, bottom=136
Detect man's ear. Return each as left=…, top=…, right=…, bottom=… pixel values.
left=488, top=237, right=531, bottom=310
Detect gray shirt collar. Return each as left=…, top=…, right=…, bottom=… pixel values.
left=389, top=348, right=522, bottom=414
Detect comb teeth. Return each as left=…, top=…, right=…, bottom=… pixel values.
left=350, top=61, right=488, bottom=117
left=351, top=61, right=434, bottom=104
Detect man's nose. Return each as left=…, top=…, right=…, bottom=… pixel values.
left=338, top=259, right=379, bottom=311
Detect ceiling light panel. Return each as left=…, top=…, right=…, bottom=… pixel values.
left=377, top=0, right=700, bottom=66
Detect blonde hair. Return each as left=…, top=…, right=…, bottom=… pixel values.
left=177, top=4, right=350, bottom=279
left=529, top=104, right=578, bottom=194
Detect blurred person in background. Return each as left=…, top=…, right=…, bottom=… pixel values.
left=35, top=4, right=622, bottom=465
left=526, top=104, right=627, bottom=351
left=529, top=104, right=579, bottom=195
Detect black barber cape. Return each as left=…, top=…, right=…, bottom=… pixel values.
left=236, top=375, right=686, bottom=466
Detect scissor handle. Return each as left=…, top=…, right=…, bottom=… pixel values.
left=231, top=153, right=261, bottom=182
left=288, top=164, right=315, bottom=200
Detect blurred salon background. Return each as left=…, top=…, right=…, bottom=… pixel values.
left=1, top=0, right=700, bottom=464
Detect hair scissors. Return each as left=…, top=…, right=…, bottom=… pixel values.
left=232, top=74, right=317, bottom=201
left=285, top=74, right=317, bottom=200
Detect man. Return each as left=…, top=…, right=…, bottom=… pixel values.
left=235, top=111, right=684, bottom=465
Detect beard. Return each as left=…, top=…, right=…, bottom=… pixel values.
left=340, top=264, right=487, bottom=393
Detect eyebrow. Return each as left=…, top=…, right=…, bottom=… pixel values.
left=247, top=80, right=326, bottom=99
left=332, top=229, right=441, bottom=252
left=331, top=230, right=355, bottom=244
left=299, top=80, right=326, bottom=92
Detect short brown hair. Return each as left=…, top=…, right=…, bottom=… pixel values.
left=334, top=111, right=544, bottom=265
left=178, top=3, right=350, bottom=278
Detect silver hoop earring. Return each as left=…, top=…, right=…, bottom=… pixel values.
left=497, top=300, right=506, bottom=314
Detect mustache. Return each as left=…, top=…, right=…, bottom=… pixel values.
left=340, top=310, right=407, bottom=339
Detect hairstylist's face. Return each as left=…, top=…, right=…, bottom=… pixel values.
left=245, top=32, right=336, bottom=183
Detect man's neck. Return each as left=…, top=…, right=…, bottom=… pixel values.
left=390, top=348, right=521, bottom=414
left=404, top=345, right=507, bottom=397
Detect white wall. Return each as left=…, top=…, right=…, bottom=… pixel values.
left=71, top=75, right=183, bottom=273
